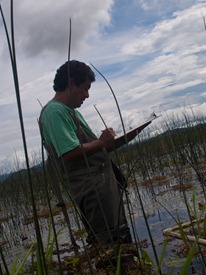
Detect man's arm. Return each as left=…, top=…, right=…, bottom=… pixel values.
left=62, top=120, right=152, bottom=161
left=62, top=128, right=116, bottom=162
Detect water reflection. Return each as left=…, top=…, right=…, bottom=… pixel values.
left=1, top=179, right=206, bottom=273
left=128, top=182, right=206, bottom=274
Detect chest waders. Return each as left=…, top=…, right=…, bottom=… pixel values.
left=62, top=111, right=132, bottom=244
left=40, top=108, right=132, bottom=244
left=38, top=108, right=79, bottom=248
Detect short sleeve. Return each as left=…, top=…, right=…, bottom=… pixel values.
left=43, top=109, right=80, bottom=157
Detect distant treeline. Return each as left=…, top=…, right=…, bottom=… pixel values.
left=117, top=122, right=206, bottom=159
left=1, top=122, right=206, bottom=188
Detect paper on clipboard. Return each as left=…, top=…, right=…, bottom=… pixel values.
left=143, top=112, right=160, bottom=124
left=125, top=112, right=160, bottom=135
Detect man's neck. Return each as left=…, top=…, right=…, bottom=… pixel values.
left=52, top=91, right=74, bottom=108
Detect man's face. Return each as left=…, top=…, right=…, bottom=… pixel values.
left=70, top=79, right=91, bottom=108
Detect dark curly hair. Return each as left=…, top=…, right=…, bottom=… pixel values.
left=53, top=60, right=95, bottom=92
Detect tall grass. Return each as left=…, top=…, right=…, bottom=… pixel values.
left=1, top=109, right=206, bottom=273
left=1, top=1, right=206, bottom=274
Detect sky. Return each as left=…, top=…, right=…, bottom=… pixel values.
left=0, top=0, right=206, bottom=171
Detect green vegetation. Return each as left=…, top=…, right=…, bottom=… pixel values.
left=1, top=1, right=206, bottom=274
left=0, top=119, right=206, bottom=274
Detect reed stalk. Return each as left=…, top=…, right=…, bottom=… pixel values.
left=0, top=1, right=47, bottom=273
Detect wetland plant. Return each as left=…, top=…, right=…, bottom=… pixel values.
left=1, top=1, right=206, bottom=274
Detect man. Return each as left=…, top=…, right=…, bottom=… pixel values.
left=40, top=60, right=143, bottom=244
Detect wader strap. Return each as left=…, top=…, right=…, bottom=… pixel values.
left=68, top=110, right=127, bottom=189
left=38, top=107, right=79, bottom=248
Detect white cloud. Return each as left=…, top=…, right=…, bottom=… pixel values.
left=0, top=0, right=206, bottom=168
left=121, top=3, right=206, bottom=56
left=1, top=0, right=113, bottom=58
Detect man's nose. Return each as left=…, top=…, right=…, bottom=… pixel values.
left=85, top=90, right=89, bottom=98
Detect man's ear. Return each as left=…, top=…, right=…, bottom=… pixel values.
left=69, top=78, right=75, bottom=88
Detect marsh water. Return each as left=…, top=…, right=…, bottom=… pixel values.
left=1, top=168, right=206, bottom=274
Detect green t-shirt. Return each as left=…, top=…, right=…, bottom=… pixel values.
left=41, top=100, right=94, bottom=157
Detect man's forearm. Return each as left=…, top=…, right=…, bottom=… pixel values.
left=62, top=139, right=105, bottom=162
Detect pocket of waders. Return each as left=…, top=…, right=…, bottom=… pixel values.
left=111, top=161, right=127, bottom=190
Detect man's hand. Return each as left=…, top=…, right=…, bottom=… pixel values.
left=99, top=128, right=116, bottom=148
left=63, top=127, right=116, bottom=161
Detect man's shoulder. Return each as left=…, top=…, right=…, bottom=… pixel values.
left=46, top=100, right=67, bottom=110
left=40, top=102, right=68, bottom=126
left=43, top=101, right=69, bottom=115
